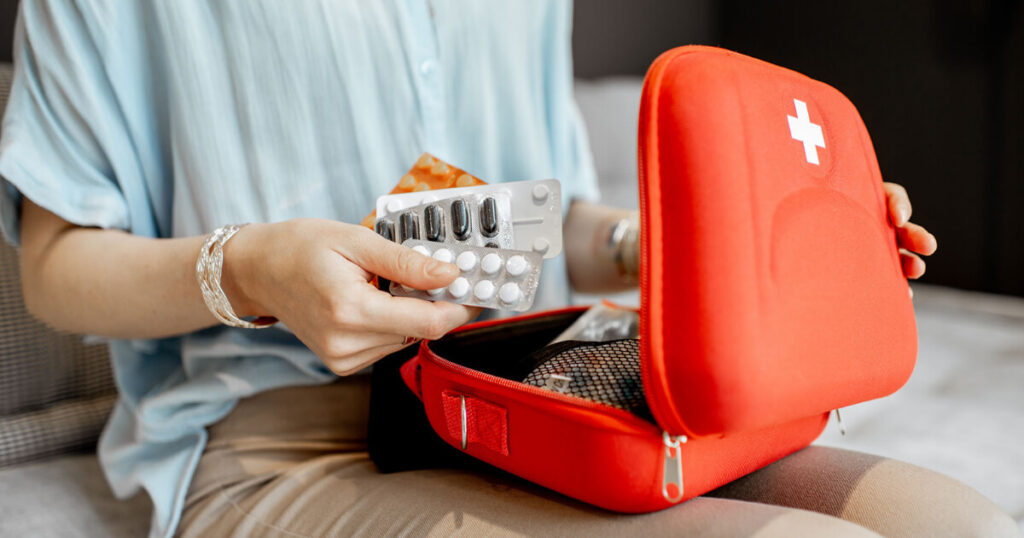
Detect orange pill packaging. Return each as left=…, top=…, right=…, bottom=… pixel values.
left=368, top=46, right=917, bottom=512
left=359, top=153, right=488, bottom=229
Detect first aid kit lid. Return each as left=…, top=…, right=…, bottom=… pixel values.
left=637, top=46, right=917, bottom=438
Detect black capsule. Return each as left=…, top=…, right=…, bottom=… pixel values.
left=485, top=242, right=499, bottom=248
left=399, top=212, right=420, bottom=242
left=374, top=219, right=395, bottom=290
left=374, top=219, right=395, bottom=242
left=424, top=205, right=446, bottom=242
left=451, top=199, right=471, bottom=240
left=480, top=197, right=499, bottom=237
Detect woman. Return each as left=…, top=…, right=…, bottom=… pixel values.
left=5, top=2, right=1003, bottom=537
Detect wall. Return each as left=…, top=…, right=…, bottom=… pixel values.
left=717, top=0, right=1024, bottom=296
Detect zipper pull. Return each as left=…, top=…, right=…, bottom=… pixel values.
left=460, top=395, right=468, bottom=450
left=661, top=431, right=687, bottom=502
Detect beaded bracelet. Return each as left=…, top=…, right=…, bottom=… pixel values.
left=195, top=224, right=277, bottom=329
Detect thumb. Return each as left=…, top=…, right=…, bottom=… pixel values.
left=346, top=228, right=459, bottom=290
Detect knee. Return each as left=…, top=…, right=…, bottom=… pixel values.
left=838, top=458, right=1018, bottom=538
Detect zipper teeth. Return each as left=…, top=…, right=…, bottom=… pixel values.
left=637, top=60, right=662, bottom=434
left=421, top=346, right=657, bottom=427
left=637, top=51, right=687, bottom=439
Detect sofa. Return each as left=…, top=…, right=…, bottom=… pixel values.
left=1, top=63, right=1021, bottom=536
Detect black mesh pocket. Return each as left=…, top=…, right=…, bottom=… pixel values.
left=520, top=339, right=651, bottom=419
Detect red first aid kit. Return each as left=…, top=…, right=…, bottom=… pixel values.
left=382, top=46, right=917, bottom=512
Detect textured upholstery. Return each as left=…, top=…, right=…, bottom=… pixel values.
left=0, top=62, right=9, bottom=109
left=0, top=62, right=117, bottom=467
left=0, top=454, right=150, bottom=537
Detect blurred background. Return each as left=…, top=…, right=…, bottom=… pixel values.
left=1, top=0, right=1020, bottom=295
left=0, top=0, right=1021, bottom=534
left=570, top=0, right=1024, bottom=297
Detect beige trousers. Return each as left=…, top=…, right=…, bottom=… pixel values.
left=179, top=378, right=1016, bottom=537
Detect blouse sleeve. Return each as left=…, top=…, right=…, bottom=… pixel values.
left=0, top=0, right=146, bottom=246
left=548, top=1, right=600, bottom=208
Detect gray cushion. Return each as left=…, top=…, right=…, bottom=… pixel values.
left=0, top=237, right=115, bottom=417
left=0, top=394, right=116, bottom=467
left=0, top=62, right=10, bottom=114
left=0, top=454, right=150, bottom=537
left=0, top=62, right=141, bottom=534
left=0, top=61, right=117, bottom=468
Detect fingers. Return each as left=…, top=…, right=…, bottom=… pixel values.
left=342, top=227, right=459, bottom=290
left=323, top=339, right=415, bottom=376
left=900, top=249, right=927, bottom=279
left=884, top=182, right=936, bottom=278
left=883, top=182, right=912, bottom=226
left=896, top=222, right=937, bottom=256
left=340, top=287, right=479, bottom=340
left=318, top=298, right=479, bottom=375
left=319, top=329, right=411, bottom=359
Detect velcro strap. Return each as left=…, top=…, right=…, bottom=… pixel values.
left=441, top=390, right=509, bottom=456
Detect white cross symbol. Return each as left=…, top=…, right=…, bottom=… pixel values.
left=787, top=99, right=825, bottom=165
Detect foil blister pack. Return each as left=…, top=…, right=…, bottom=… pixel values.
left=390, top=240, right=543, bottom=312
left=376, top=178, right=563, bottom=258
left=374, top=192, right=515, bottom=250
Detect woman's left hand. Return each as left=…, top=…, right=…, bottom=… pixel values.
left=883, top=182, right=937, bottom=279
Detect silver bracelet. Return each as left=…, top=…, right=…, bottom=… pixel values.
left=607, top=213, right=640, bottom=284
left=195, top=224, right=277, bottom=329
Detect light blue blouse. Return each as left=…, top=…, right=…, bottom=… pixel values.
left=0, top=1, right=598, bottom=536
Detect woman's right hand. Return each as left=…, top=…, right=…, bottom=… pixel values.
left=222, top=219, right=479, bottom=375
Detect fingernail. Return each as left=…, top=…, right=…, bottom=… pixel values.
left=898, top=207, right=910, bottom=226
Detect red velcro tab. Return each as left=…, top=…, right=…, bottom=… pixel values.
left=441, top=391, right=509, bottom=456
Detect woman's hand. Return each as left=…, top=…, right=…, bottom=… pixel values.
left=883, top=182, right=937, bottom=280
left=223, top=219, right=479, bottom=376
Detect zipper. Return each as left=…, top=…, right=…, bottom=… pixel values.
left=426, top=347, right=692, bottom=503
left=661, top=431, right=687, bottom=502
left=833, top=408, right=847, bottom=436
left=635, top=52, right=678, bottom=438
left=635, top=49, right=701, bottom=442
left=422, top=305, right=696, bottom=506
left=639, top=57, right=693, bottom=505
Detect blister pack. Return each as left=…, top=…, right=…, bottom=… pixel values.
left=549, top=302, right=640, bottom=344
left=374, top=192, right=515, bottom=250
left=376, top=179, right=563, bottom=258
left=390, top=240, right=543, bottom=312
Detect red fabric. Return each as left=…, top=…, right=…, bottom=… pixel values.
left=638, top=46, right=917, bottom=437
left=399, top=355, right=422, bottom=399
left=441, top=390, right=509, bottom=456
left=419, top=350, right=827, bottom=513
